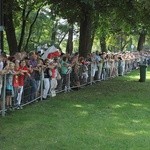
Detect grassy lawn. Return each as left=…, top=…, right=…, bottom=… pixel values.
left=0, top=68, right=150, bottom=150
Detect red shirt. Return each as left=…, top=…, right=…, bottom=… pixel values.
left=18, top=66, right=29, bottom=86
left=51, top=68, right=57, bottom=78
left=13, top=68, right=19, bottom=87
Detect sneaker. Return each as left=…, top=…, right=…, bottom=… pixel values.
left=51, top=91, right=56, bottom=97
left=51, top=93, right=55, bottom=97
left=53, top=91, right=56, bottom=97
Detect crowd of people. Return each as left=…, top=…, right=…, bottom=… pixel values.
left=0, top=49, right=149, bottom=113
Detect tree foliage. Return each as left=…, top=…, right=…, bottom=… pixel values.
left=3, top=0, right=150, bottom=54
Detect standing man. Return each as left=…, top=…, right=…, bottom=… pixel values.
left=29, top=51, right=38, bottom=101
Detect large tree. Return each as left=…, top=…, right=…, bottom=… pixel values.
left=4, top=0, right=18, bottom=55
left=4, top=0, right=150, bottom=55
left=48, top=0, right=96, bottom=57
left=48, top=0, right=135, bottom=56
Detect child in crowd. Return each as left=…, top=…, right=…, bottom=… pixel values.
left=16, top=60, right=30, bottom=109
left=13, top=60, right=20, bottom=107
left=5, top=62, right=15, bottom=110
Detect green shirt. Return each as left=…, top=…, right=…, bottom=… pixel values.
left=61, top=60, right=68, bottom=75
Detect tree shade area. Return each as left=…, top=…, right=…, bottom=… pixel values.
left=1, top=0, right=150, bottom=56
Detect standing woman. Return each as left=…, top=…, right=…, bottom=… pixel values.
left=49, top=61, right=58, bottom=97
left=42, top=59, right=51, bottom=99
left=71, top=52, right=80, bottom=89
left=61, top=56, right=71, bottom=92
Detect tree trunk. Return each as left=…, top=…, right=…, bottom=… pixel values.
left=89, top=30, right=95, bottom=53
left=51, top=30, right=56, bottom=45
left=51, top=22, right=58, bottom=45
left=137, top=31, right=146, bottom=51
left=66, top=24, right=73, bottom=54
left=89, top=13, right=99, bottom=52
left=58, top=31, right=68, bottom=46
left=100, top=35, right=107, bottom=52
left=0, top=0, right=4, bottom=52
left=4, top=0, right=18, bottom=55
left=24, top=7, right=41, bottom=51
left=79, top=10, right=93, bottom=57
left=18, top=0, right=31, bottom=52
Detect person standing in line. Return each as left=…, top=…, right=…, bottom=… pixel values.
left=95, top=51, right=103, bottom=80
left=5, top=62, right=15, bottom=110
left=13, top=60, right=20, bottom=107
left=29, top=51, right=38, bottom=100
left=61, top=56, right=71, bottom=92
left=53, top=57, right=62, bottom=92
left=34, top=58, right=43, bottom=98
left=42, top=59, right=51, bottom=99
left=49, top=61, right=58, bottom=97
left=90, top=52, right=97, bottom=83
left=17, top=60, right=30, bottom=109
left=71, top=52, right=80, bottom=89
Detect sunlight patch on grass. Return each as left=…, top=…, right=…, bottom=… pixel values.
left=136, top=130, right=148, bottom=135
left=113, top=104, right=122, bottom=108
left=119, top=130, right=136, bottom=136
left=131, top=103, right=143, bottom=107
left=79, top=111, right=88, bottom=116
left=132, top=120, right=141, bottom=123
left=143, top=107, right=150, bottom=111
left=117, top=123, right=126, bottom=127
left=117, top=129, right=149, bottom=137
left=126, top=69, right=150, bottom=80
left=111, top=103, right=128, bottom=109
left=74, top=104, right=83, bottom=108
left=146, top=71, right=150, bottom=79
left=127, top=75, right=140, bottom=80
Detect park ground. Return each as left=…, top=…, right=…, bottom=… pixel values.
left=0, top=68, right=150, bottom=150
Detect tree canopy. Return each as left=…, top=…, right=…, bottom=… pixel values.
left=1, top=0, right=150, bottom=55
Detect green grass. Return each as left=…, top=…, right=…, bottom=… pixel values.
left=0, top=68, right=150, bottom=150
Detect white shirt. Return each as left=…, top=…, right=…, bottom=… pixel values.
left=0, top=61, right=4, bottom=71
